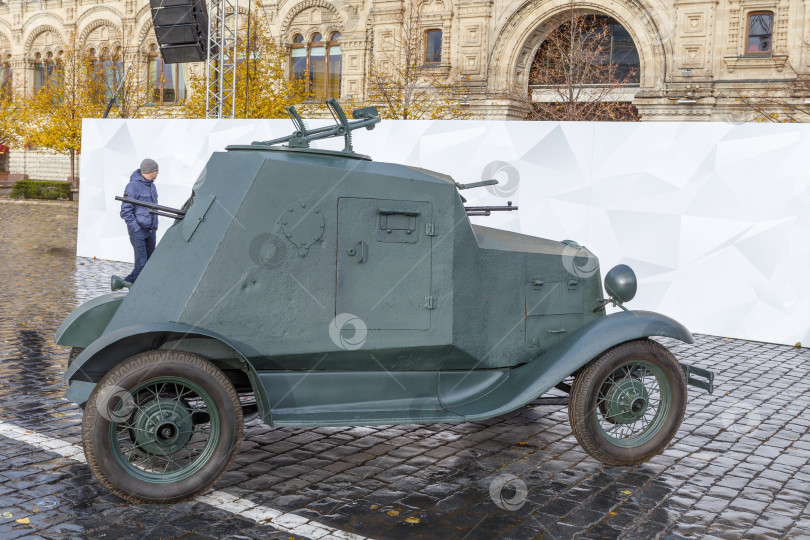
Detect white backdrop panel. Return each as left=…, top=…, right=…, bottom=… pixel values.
left=79, top=119, right=810, bottom=346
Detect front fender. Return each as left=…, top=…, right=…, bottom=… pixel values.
left=62, top=322, right=271, bottom=424
left=444, top=310, right=693, bottom=420
left=55, top=293, right=127, bottom=348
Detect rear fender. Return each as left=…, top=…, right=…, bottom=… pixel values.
left=443, top=310, right=693, bottom=420
left=62, top=322, right=271, bottom=423
left=55, top=293, right=126, bottom=348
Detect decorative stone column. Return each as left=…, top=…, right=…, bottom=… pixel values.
left=455, top=0, right=493, bottom=116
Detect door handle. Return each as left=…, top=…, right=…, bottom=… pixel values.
left=358, top=241, right=367, bottom=263
left=378, top=208, right=420, bottom=216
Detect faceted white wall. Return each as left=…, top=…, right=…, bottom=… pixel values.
left=79, top=119, right=810, bottom=346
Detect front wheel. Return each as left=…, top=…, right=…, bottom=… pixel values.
left=82, top=350, right=243, bottom=504
left=569, top=339, right=687, bottom=466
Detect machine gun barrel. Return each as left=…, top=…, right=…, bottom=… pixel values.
left=456, top=179, right=499, bottom=190
left=464, top=203, right=519, bottom=213
left=115, top=196, right=186, bottom=220
left=148, top=209, right=186, bottom=219
left=252, top=99, right=380, bottom=155
left=261, top=116, right=380, bottom=147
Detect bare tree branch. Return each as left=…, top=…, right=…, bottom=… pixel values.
left=362, top=0, right=472, bottom=120
left=505, top=3, right=639, bottom=121
left=729, top=57, right=810, bottom=122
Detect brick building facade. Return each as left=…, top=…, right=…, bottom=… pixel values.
left=0, top=0, right=808, bottom=181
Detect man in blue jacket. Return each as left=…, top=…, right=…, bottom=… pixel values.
left=119, top=158, right=159, bottom=284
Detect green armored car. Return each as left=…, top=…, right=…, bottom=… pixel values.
left=57, top=100, right=714, bottom=504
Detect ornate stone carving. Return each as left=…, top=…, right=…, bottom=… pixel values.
left=461, top=53, right=479, bottom=74
left=680, top=44, right=704, bottom=67
left=682, top=11, right=706, bottom=36
left=79, top=18, right=122, bottom=45
left=463, top=24, right=480, bottom=46
left=74, top=5, right=125, bottom=29
left=774, top=5, right=788, bottom=54
left=280, top=0, right=341, bottom=35
left=24, top=24, right=64, bottom=53
left=727, top=9, right=740, bottom=55
left=488, top=0, right=669, bottom=91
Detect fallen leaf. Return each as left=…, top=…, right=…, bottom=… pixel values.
left=15, top=517, right=29, bottom=525
left=405, top=517, right=420, bottom=524
left=370, top=505, right=378, bottom=510
left=517, top=442, right=529, bottom=446
left=620, top=490, right=632, bottom=495
left=387, top=510, right=399, bottom=517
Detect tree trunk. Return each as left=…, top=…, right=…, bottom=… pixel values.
left=69, top=148, right=76, bottom=201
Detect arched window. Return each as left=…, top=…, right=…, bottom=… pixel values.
left=89, top=47, right=102, bottom=78
left=102, top=47, right=124, bottom=101
left=291, top=34, right=306, bottom=84
left=100, top=48, right=112, bottom=99
left=0, top=59, right=11, bottom=98
left=147, top=44, right=185, bottom=103
left=530, top=15, right=640, bottom=86
left=33, top=52, right=57, bottom=93
left=88, top=48, right=103, bottom=101
left=290, top=32, right=341, bottom=99
left=309, top=34, right=325, bottom=97
left=328, top=32, right=341, bottom=99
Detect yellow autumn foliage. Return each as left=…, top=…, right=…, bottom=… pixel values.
left=22, top=35, right=107, bottom=154
left=0, top=92, right=19, bottom=148
left=183, top=6, right=310, bottom=119
left=9, top=33, right=107, bottom=179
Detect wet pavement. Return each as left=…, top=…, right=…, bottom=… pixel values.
left=1, top=199, right=810, bottom=539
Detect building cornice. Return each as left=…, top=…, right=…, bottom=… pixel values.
left=724, top=55, right=789, bottom=72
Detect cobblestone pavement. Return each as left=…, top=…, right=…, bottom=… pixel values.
left=1, top=200, right=809, bottom=539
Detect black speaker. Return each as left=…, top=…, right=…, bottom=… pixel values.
left=155, top=25, right=198, bottom=44
left=161, top=43, right=207, bottom=64
left=150, top=0, right=209, bottom=63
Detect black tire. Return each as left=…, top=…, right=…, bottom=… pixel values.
left=82, top=350, right=243, bottom=504
left=569, top=339, right=687, bottom=466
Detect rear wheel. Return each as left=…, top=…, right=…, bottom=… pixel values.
left=569, top=339, right=686, bottom=466
left=82, top=350, right=243, bottom=504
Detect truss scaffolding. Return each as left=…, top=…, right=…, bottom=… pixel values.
left=205, top=0, right=239, bottom=118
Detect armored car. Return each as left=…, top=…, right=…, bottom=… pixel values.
left=57, top=100, right=714, bottom=503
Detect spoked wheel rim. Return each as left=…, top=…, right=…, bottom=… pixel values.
left=594, top=359, right=671, bottom=448
left=108, top=376, right=221, bottom=484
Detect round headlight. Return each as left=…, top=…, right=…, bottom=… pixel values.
left=604, top=264, right=637, bottom=304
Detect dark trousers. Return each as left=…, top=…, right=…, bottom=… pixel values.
left=124, top=228, right=156, bottom=283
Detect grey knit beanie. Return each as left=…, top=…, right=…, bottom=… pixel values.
left=140, top=158, right=159, bottom=174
